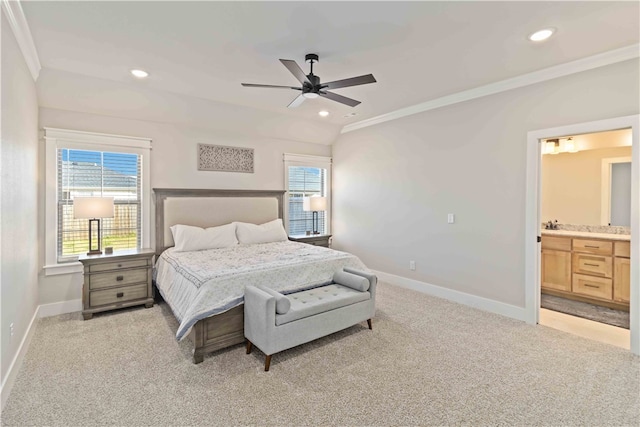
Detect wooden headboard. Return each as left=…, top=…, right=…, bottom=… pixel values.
left=153, top=188, right=285, bottom=256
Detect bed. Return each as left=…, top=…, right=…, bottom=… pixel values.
left=152, top=188, right=368, bottom=363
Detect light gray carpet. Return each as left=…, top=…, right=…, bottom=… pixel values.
left=541, top=294, right=630, bottom=329
left=2, top=282, right=639, bottom=426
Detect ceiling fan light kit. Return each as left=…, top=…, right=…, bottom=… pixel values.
left=241, top=53, right=376, bottom=108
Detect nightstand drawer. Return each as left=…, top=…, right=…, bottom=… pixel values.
left=90, top=283, right=148, bottom=307
left=88, top=268, right=148, bottom=290
left=572, top=274, right=612, bottom=300
left=572, top=239, right=612, bottom=255
left=89, top=259, right=149, bottom=273
left=572, top=253, right=612, bottom=278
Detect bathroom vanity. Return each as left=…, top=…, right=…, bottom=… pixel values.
left=541, top=230, right=630, bottom=311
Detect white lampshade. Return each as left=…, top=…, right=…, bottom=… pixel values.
left=303, top=196, right=327, bottom=212
left=73, top=197, right=115, bottom=219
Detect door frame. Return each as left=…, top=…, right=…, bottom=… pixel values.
left=524, top=114, right=640, bottom=355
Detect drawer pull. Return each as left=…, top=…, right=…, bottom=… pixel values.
left=116, top=292, right=124, bottom=298
left=585, top=245, right=600, bottom=249
left=116, top=275, right=124, bottom=281
left=117, top=264, right=122, bottom=268
left=584, top=263, right=600, bottom=267
left=584, top=284, right=600, bottom=288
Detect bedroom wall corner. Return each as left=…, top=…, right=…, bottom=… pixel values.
left=1, top=10, right=40, bottom=411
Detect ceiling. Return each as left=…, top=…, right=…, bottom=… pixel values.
left=21, top=1, right=640, bottom=144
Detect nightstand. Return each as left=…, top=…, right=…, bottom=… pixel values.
left=79, top=248, right=155, bottom=320
left=289, top=234, right=332, bottom=247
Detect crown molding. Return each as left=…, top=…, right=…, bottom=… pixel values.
left=342, top=43, right=640, bottom=134
left=2, top=0, right=41, bottom=81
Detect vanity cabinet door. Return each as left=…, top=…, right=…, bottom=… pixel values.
left=541, top=249, right=572, bottom=292
left=613, top=257, right=630, bottom=303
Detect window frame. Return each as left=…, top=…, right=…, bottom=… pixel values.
left=283, top=153, right=332, bottom=236
left=43, top=128, right=152, bottom=276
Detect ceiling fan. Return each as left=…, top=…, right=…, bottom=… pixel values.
left=241, top=53, right=376, bottom=108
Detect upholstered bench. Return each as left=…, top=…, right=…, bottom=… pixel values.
left=244, top=268, right=377, bottom=371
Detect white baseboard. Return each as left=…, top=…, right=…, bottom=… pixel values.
left=37, top=299, right=82, bottom=318
left=373, top=270, right=527, bottom=322
left=0, top=308, right=38, bottom=412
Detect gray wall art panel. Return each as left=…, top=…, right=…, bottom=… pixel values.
left=197, top=144, right=254, bottom=173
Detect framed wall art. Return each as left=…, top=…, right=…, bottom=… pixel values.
left=197, top=144, right=254, bottom=173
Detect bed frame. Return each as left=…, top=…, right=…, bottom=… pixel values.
left=153, top=188, right=285, bottom=363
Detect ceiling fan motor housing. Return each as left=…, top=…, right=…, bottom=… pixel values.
left=303, top=74, right=322, bottom=94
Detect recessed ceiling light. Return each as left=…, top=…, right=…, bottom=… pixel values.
left=318, top=111, right=329, bottom=117
left=130, top=69, right=149, bottom=78
left=528, top=28, right=555, bottom=42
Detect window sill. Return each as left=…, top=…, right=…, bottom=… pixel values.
left=43, top=262, right=83, bottom=276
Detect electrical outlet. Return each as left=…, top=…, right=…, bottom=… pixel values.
left=10, top=322, right=14, bottom=338
left=447, top=213, right=455, bottom=224
left=409, top=260, right=416, bottom=271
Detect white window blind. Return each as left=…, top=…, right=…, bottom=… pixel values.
left=287, top=166, right=328, bottom=235
left=57, top=148, right=141, bottom=260
left=284, top=152, right=332, bottom=236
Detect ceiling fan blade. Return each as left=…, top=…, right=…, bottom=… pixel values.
left=322, top=74, right=376, bottom=90
left=241, top=83, right=301, bottom=90
left=318, top=91, right=361, bottom=107
left=287, top=94, right=306, bottom=108
left=280, top=59, right=311, bottom=85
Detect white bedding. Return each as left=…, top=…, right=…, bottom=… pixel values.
left=154, top=240, right=368, bottom=340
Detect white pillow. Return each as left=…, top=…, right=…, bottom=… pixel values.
left=235, top=219, right=288, bottom=244
left=170, top=223, right=238, bottom=252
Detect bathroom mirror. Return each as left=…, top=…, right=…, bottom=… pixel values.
left=541, top=133, right=631, bottom=227
left=601, top=158, right=631, bottom=226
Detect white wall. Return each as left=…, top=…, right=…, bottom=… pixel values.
left=541, top=146, right=632, bottom=225
left=332, top=59, right=639, bottom=308
left=38, top=107, right=331, bottom=306
left=1, top=12, right=40, bottom=407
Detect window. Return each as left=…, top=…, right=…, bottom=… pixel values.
left=284, top=154, right=331, bottom=236
left=58, top=149, right=141, bottom=259
left=44, top=128, right=151, bottom=275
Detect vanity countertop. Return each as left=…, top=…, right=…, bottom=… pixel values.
left=541, top=229, right=630, bottom=241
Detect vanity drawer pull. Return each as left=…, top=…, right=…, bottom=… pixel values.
left=584, top=284, right=600, bottom=288
left=584, top=263, right=600, bottom=267
left=116, top=275, right=124, bottom=281
left=585, top=245, right=600, bottom=249
left=116, top=292, right=124, bottom=298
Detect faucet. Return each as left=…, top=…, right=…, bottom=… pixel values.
left=545, top=220, right=559, bottom=230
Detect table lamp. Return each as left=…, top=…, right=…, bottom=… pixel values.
left=73, top=197, right=114, bottom=255
left=302, top=196, right=327, bottom=235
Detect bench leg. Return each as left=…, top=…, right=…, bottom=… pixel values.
left=246, top=340, right=253, bottom=354
left=264, top=355, right=272, bottom=372
left=367, top=319, right=372, bottom=330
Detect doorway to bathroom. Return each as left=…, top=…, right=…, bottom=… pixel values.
left=540, top=129, right=631, bottom=345
left=524, top=115, right=639, bottom=355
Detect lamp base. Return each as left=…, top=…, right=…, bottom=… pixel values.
left=87, top=249, right=103, bottom=256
